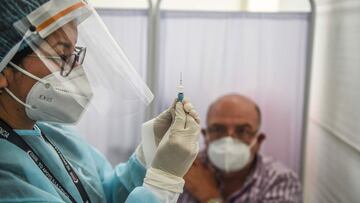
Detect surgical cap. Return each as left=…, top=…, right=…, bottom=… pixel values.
left=0, top=0, right=49, bottom=71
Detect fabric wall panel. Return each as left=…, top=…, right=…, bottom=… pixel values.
left=304, top=0, right=360, bottom=201
left=157, top=11, right=309, bottom=174
left=304, top=122, right=360, bottom=202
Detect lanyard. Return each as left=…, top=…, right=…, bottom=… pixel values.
left=0, top=120, right=91, bottom=203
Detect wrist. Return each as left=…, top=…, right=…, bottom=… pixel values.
left=199, top=191, right=221, bottom=203
left=202, top=197, right=223, bottom=203
left=144, top=167, right=185, bottom=193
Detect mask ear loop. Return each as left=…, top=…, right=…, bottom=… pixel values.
left=5, top=62, right=53, bottom=110
left=249, top=123, right=262, bottom=147
left=8, top=62, right=48, bottom=85
left=248, top=126, right=262, bottom=155
left=2, top=28, right=49, bottom=110
left=249, top=136, right=258, bottom=150
left=3, top=88, right=33, bottom=109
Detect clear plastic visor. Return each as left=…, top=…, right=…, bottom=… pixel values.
left=12, top=0, right=153, bottom=122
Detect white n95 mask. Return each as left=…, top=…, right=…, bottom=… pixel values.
left=5, top=62, right=93, bottom=124
left=207, top=137, right=253, bottom=173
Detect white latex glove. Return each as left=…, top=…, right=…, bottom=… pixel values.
left=153, top=100, right=176, bottom=146
left=144, top=100, right=201, bottom=193
left=152, top=98, right=200, bottom=144
left=136, top=101, right=176, bottom=166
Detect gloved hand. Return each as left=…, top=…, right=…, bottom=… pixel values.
left=152, top=100, right=176, bottom=146
left=153, top=99, right=200, bottom=146
left=136, top=99, right=200, bottom=167
left=144, top=99, right=201, bottom=193
left=136, top=100, right=176, bottom=166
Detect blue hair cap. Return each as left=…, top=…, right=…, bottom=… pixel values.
left=0, top=0, right=49, bottom=70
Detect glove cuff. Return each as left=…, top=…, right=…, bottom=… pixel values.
left=135, top=144, right=146, bottom=167
left=144, top=167, right=185, bottom=193
left=141, top=119, right=157, bottom=168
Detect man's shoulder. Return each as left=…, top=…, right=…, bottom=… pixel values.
left=254, top=155, right=302, bottom=201
left=255, top=154, right=300, bottom=187
left=260, top=155, right=297, bottom=174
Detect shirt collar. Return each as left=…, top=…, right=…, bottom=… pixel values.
left=226, top=154, right=263, bottom=200
left=14, top=124, right=42, bottom=137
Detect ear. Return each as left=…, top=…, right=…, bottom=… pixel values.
left=2, top=67, right=16, bottom=82
left=257, top=133, right=266, bottom=145
left=201, top=128, right=206, bottom=136
left=202, top=128, right=209, bottom=145
left=252, top=133, right=266, bottom=153
left=0, top=69, right=11, bottom=93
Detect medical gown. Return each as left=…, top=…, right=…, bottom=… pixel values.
left=0, top=122, right=160, bottom=203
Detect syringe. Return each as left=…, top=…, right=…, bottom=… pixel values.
left=177, top=72, right=184, bottom=102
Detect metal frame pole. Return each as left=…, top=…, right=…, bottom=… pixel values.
left=145, top=0, right=163, bottom=120
left=300, top=0, right=316, bottom=183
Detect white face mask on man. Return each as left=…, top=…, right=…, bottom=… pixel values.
left=207, top=136, right=257, bottom=173
left=4, top=62, right=93, bottom=124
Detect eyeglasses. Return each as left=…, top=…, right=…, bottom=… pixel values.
left=29, top=46, right=87, bottom=77
left=206, top=124, right=259, bottom=140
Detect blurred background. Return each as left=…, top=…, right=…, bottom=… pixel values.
left=75, top=0, right=360, bottom=202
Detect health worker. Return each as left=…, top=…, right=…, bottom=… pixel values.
left=0, top=0, right=201, bottom=202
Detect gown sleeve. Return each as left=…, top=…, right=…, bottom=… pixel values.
left=89, top=147, right=162, bottom=203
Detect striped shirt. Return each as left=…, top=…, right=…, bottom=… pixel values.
left=178, top=152, right=302, bottom=203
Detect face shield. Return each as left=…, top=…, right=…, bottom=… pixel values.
left=8, top=0, right=153, bottom=124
